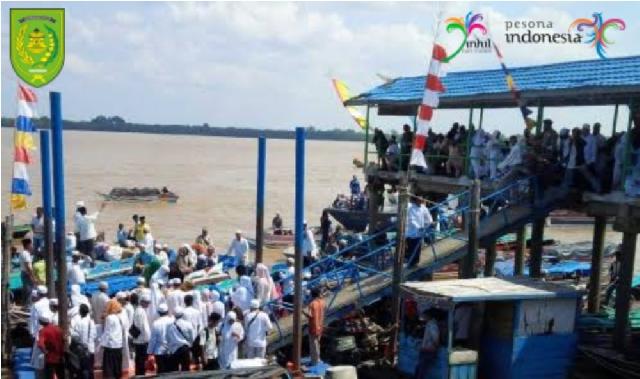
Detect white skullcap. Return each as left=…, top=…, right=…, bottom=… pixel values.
left=157, top=303, right=169, bottom=314
left=31, top=289, right=39, bottom=298
left=116, top=292, right=127, bottom=299
left=49, top=298, right=58, bottom=306
left=76, top=201, right=85, bottom=207
left=235, top=230, right=242, bottom=234
left=174, top=306, right=184, bottom=317
left=303, top=220, right=308, bottom=224
left=154, top=243, right=161, bottom=249
left=37, top=285, right=48, bottom=295
left=99, top=281, right=109, bottom=290
left=39, top=314, right=51, bottom=324
left=287, top=257, right=295, bottom=264
left=140, top=293, right=151, bottom=302
left=173, top=278, right=182, bottom=285
left=137, top=277, right=146, bottom=284
left=227, top=311, right=237, bottom=321
left=162, top=244, right=169, bottom=249
left=72, top=250, right=81, bottom=256
left=303, top=271, right=312, bottom=279
left=250, top=299, right=260, bottom=309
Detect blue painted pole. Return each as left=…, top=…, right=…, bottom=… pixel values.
left=39, top=130, right=55, bottom=295
left=50, top=92, right=68, bottom=333
left=292, top=127, right=305, bottom=372
left=255, top=136, right=266, bottom=263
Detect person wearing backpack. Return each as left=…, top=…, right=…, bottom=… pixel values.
left=131, top=294, right=151, bottom=376
left=166, top=307, right=195, bottom=372
left=243, top=299, right=272, bottom=359
left=70, top=304, right=96, bottom=379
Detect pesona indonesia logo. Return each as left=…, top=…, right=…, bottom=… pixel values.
left=569, top=13, right=626, bottom=59
left=443, top=11, right=490, bottom=62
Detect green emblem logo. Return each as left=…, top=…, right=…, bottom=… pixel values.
left=10, top=8, right=65, bottom=88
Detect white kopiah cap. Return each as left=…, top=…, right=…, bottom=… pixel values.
left=250, top=299, right=260, bottom=309
left=157, top=303, right=169, bottom=314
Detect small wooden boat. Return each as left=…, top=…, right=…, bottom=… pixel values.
left=264, top=231, right=295, bottom=248
left=99, top=187, right=179, bottom=203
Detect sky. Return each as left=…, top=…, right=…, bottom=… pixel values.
left=1, top=1, right=640, bottom=137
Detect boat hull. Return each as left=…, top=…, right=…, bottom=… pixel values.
left=325, top=207, right=395, bottom=232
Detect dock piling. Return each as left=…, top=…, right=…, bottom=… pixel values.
left=50, top=92, right=69, bottom=335
left=255, top=136, right=266, bottom=264
left=514, top=226, right=526, bottom=276
left=39, top=130, right=55, bottom=295
left=389, top=176, right=409, bottom=363
left=613, top=231, right=637, bottom=351
left=529, top=218, right=545, bottom=278
left=587, top=216, right=607, bottom=313
left=292, top=127, right=305, bottom=372
left=461, top=179, right=481, bottom=278
left=484, top=240, right=497, bottom=277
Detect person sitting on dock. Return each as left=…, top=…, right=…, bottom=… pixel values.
left=227, top=230, right=250, bottom=268
left=272, top=212, right=283, bottom=234
left=196, top=227, right=212, bottom=247
left=177, top=244, right=197, bottom=277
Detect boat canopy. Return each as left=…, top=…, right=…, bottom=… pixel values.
left=401, top=277, right=582, bottom=304
left=345, top=55, right=640, bottom=115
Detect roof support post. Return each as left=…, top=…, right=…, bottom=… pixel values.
left=465, top=108, right=474, bottom=177
left=389, top=176, right=409, bottom=364
left=622, top=98, right=634, bottom=186
left=587, top=215, right=607, bottom=313
left=478, top=107, right=484, bottom=129
left=461, top=180, right=480, bottom=278
left=364, top=104, right=371, bottom=172
left=612, top=104, right=619, bottom=135
left=614, top=230, right=637, bottom=351
left=535, top=100, right=544, bottom=136
left=484, top=240, right=497, bottom=277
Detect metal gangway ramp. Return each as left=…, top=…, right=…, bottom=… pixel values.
left=265, top=175, right=568, bottom=352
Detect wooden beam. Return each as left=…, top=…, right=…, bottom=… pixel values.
left=613, top=231, right=637, bottom=351
left=389, top=176, right=409, bottom=362
left=484, top=240, right=497, bottom=277
left=514, top=226, right=526, bottom=276
left=461, top=180, right=481, bottom=278
left=529, top=218, right=545, bottom=278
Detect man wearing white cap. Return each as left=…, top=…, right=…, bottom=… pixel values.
left=117, top=292, right=134, bottom=329
left=91, top=282, right=110, bottom=325
left=147, top=303, right=174, bottom=374
left=218, top=311, right=244, bottom=369
left=29, top=285, right=51, bottom=337
left=166, top=278, right=184, bottom=315
left=131, top=294, right=151, bottom=376
left=227, top=230, right=250, bottom=268
left=244, top=299, right=272, bottom=359
left=70, top=303, right=96, bottom=379
left=37, top=313, right=65, bottom=379
left=167, top=306, right=195, bottom=372
left=68, top=252, right=86, bottom=285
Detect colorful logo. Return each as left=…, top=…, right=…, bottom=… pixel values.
left=443, top=11, right=488, bottom=62
left=10, top=8, right=65, bottom=87
left=569, top=13, right=625, bottom=59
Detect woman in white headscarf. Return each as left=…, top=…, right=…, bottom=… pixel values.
left=68, top=284, right=91, bottom=319
left=210, top=290, right=225, bottom=319
left=147, top=282, right=166, bottom=324
left=218, top=311, right=244, bottom=369
left=254, top=263, right=275, bottom=305
left=230, top=276, right=253, bottom=313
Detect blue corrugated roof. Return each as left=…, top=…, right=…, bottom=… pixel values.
left=347, top=55, right=640, bottom=109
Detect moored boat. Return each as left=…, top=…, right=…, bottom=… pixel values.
left=325, top=206, right=395, bottom=232
left=100, top=186, right=179, bottom=203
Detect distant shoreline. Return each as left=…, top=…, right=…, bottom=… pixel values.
left=1, top=116, right=366, bottom=142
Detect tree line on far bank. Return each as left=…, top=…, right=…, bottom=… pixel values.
left=1, top=115, right=366, bottom=142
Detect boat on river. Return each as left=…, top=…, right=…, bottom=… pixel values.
left=99, top=187, right=179, bottom=203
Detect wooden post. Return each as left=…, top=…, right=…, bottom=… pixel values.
left=389, top=176, right=409, bottom=363
left=621, top=98, right=634, bottom=185
left=514, top=226, right=526, bottom=276
left=529, top=218, right=545, bottom=278
left=464, top=108, right=474, bottom=176
left=587, top=216, right=607, bottom=313
left=364, top=104, right=371, bottom=171
left=1, top=216, right=13, bottom=363
left=461, top=180, right=481, bottom=278
left=367, top=181, right=380, bottom=235
left=478, top=107, right=484, bottom=129
left=536, top=100, right=544, bottom=136
left=612, top=104, right=619, bottom=135
left=613, top=231, right=637, bottom=351
left=484, top=241, right=497, bottom=277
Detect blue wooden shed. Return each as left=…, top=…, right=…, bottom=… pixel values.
left=399, top=277, right=583, bottom=379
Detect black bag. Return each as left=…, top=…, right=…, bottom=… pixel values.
left=129, top=323, right=141, bottom=339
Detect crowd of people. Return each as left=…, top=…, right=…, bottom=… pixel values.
left=18, top=204, right=332, bottom=379
left=372, top=110, right=640, bottom=196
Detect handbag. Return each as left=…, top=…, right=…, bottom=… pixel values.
left=129, top=323, right=141, bottom=339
